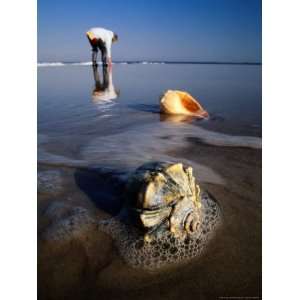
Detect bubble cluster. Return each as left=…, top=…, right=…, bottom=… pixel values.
left=38, top=170, right=63, bottom=195
left=98, top=192, right=221, bottom=270
left=42, top=203, right=96, bottom=242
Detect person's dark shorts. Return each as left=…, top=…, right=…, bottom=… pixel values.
left=87, top=37, right=106, bottom=53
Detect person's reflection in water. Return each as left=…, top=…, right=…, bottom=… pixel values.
left=92, top=65, right=119, bottom=104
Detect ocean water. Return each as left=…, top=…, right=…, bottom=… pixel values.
left=38, top=63, right=261, bottom=156
left=38, top=63, right=262, bottom=300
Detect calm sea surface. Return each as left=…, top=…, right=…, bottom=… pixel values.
left=38, top=64, right=261, bottom=139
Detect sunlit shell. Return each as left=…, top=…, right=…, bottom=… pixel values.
left=126, top=162, right=202, bottom=241
left=160, top=90, right=209, bottom=118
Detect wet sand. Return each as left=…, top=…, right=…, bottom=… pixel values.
left=38, top=140, right=261, bottom=300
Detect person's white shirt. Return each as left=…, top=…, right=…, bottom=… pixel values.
left=87, top=27, right=114, bottom=58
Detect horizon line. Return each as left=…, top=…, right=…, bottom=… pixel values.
left=38, top=60, right=262, bottom=65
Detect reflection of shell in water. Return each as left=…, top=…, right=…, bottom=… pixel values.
left=160, top=90, right=209, bottom=118
left=125, top=162, right=204, bottom=241
left=99, top=192, right=221, bottom=270
left=159, top=113, right=195, bottom=124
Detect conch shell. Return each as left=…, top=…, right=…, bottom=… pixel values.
left=126, top=162, right=202, bottom=241
left=160, top=90, right=208, bottom=118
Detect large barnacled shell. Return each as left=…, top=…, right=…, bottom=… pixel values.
left=126, top=162, right=203, bottom=241
left=160, top=90, right=209, bottom=118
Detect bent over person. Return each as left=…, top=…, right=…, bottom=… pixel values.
left=86, top=27, right=118, bottom=66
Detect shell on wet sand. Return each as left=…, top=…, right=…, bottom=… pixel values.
left=160, top=90, right=209, bottom=118
left=99, top=162, right=222, bottom=269
left=125, top=162, right=203, bottom=241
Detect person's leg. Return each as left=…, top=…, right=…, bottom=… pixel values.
left=102, top=48, right=108, bottom=66
left=98, top=40, right=108, bottom=66
left=87, top=37, right=99, bottom=65
left=92, top=50, right=98, bottom=66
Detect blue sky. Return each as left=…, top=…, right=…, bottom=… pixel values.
left=38, top=0, right=261, bottom=62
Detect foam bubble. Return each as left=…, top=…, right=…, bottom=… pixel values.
left=38, top=170, right=63, bottom=195
left=98, top=192, right=221, bottom=270
left=43, top=204, right=96, bottom=242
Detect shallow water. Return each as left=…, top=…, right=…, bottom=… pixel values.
left=38, top=64, right=261, bottom=300
left=38, top=64, right=261, bottom=138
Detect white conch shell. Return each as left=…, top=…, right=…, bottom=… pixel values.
left=160, top=90, right=209, bottom=118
